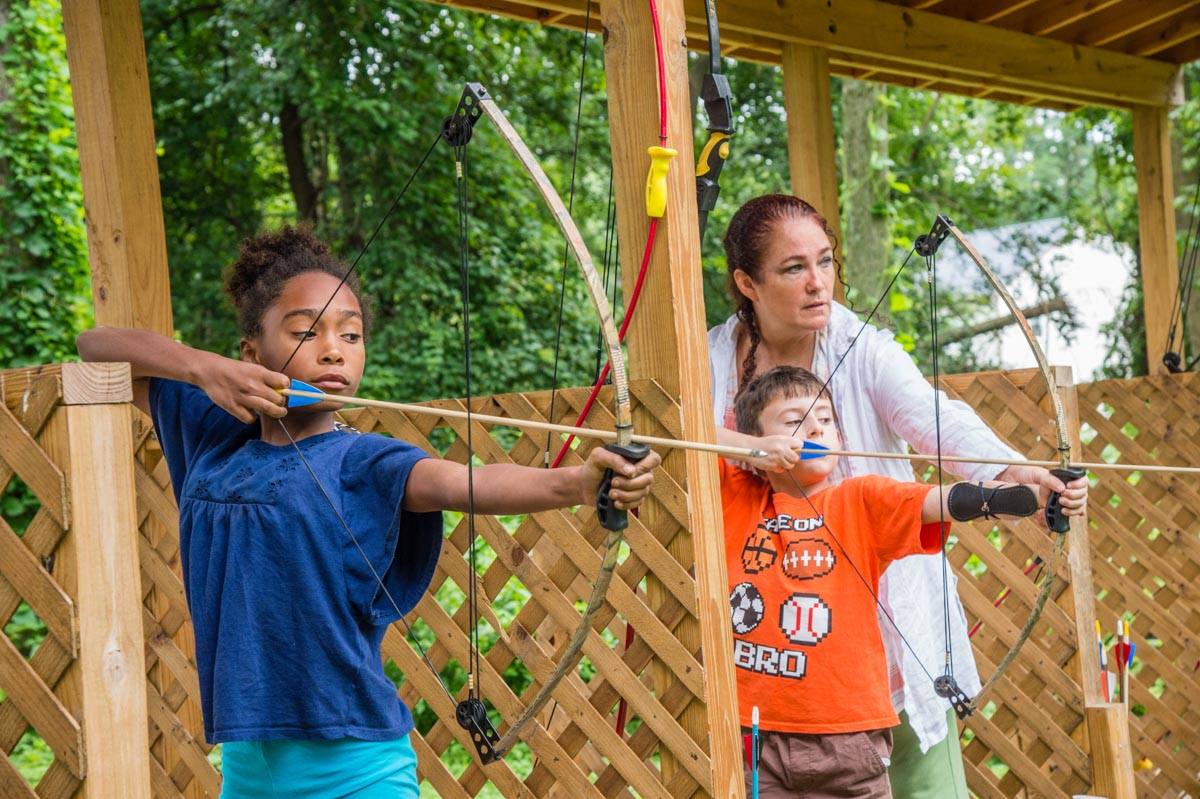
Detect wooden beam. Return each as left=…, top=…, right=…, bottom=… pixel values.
left=913, top=0, right=1040, bottom=25
left=1, top=363, right=132, bottom=409
left=602, top=0, right=744, bottom=795
left=436, top=0, right=1182, bottom=109
left=711, top=0, right=1183, bottom=108
left=1112, top=9, right=1200, bottom=57
left=780, top=42, right=844, bottom=296
left=1066, top=0, right=1200, bottom=48
left=1010, top=0, right=1126, bottom=36
left=1132, top=106, right=1179, bottom=375
left=1158, top=33, right=1200, bottom=64
left=62, top=0, right=173, bottom=335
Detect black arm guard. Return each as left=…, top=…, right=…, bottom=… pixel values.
left=946, top=482, right=1038, bottom=522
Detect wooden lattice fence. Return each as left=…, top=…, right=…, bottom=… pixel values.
left=0, top=363, right=149, bottom=797
left=1079, top=373, right=1200, bottom=799
left=936, top=368, right=1095, bottom=798
left=4, top=362, right=1198, bottom=797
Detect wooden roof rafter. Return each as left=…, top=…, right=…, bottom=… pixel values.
left=436, top=0, right=1184, bottom=111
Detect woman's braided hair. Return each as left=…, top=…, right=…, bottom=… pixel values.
left=722, top=194, right=844, bottom=390
left=224, top=225, right=372, bottom=339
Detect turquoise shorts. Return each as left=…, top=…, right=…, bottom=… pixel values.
left=220, top=735, right=418, bottom=798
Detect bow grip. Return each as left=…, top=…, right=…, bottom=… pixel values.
left=1045, top=467, right=1086, bottom=533
left=597, top=442, right=652, bottom=532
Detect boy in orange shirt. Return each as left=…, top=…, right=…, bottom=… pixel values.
left=722, top=366, right=1086, bottom=798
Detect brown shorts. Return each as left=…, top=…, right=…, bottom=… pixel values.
left=743, top=727, right=893, bottom=799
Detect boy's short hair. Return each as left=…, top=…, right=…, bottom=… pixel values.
left=734, top=366, right=836, bottom=435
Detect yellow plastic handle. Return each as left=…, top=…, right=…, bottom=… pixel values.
left=645, top=145, right=678, bottom=219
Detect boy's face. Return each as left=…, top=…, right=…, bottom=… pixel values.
left=758, top=390, right=841, bottom=488
left=243, top=271, right=366, bottom=414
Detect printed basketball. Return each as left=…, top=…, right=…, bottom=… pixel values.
left=780, top=537, right=837, bottom=580
left=729, top=581, right=766, bottom=635
left=778, top=592, right=832, bottom=645
left=740, top=525, right=778, bottom=574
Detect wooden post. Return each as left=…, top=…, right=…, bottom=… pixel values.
left=62, top=0, right=174, bottom=335
left=780, top=43, right=842, bottom=255
left=37, top=364, right=152, bottom=798
left=1055, top=366, right=1136, bottom=797
left=602, top=0, right=744, bottom=795
left=1086, top=704, right=1137, bottom=799
left=1132, top=106, right=1179, bottom=375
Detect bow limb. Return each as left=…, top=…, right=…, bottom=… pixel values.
left=937, top=218, right=1077, bottom=715
left=447, top=83, right=640, bottom=761
left=465, top=85, right=634, bottom=444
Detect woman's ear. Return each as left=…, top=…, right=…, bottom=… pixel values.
left=732, top=268, right=759, bottom=303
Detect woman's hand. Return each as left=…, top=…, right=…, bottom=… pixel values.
left=196, top=352, right=290, bottom=424
left=998, top=464, right=1089, bottom=518
left=745, top=434, right=802, bottom=473
left=578, top=447, right=662, bottom=511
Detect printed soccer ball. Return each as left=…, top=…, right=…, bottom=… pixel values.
left=729, top=581, right=766, bottom=635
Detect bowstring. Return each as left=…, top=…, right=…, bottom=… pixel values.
left=453, top=137, right=485, bottom=706
left=770, top=238, right=968, bottom=795
left=785, top=248, right=917, bottom=437
left=544, top=1, right=596, bottom=467
left=278, top=131, right=443, bottom=376
left=926, top=246, right=965, bottom=798
left=924, top=245, right=954, bottom=685
left=267, top=130, right=459, bottom=710
left=1166, top=175, right=1200, bottom=366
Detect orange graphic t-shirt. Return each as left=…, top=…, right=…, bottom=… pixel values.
left=720, top=461, right=943, bottom=734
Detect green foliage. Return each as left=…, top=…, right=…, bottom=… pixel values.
left=142, top=2, right=618, bottom=400
left=0, top=0, right=91, bottom=368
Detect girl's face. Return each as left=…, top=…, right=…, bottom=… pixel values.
left=243, top=271, right=366, bottom=405
left=733, top=216, right=835, bottom=336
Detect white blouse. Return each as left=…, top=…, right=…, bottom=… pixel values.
left=709, top=302, right=1021, bottom=752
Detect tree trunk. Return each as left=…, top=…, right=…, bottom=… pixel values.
left=840, top=79, right=891, bottom=324
left=280, top=98, right=318, bottom=223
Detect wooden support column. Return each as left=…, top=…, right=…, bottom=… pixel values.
left=602, top=0, right=743, bottom=796
left=62, top=0, right=173, bottom=335
left=1132, top=106, right=1178, bottom=375
left=781, top=43, right=842, bottom=254
left=37, top=364, right=152, bottom=798
left=1055, top=366, right=1135, bottom=797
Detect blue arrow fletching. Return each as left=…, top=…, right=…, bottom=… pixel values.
left=286, top=378, right=325, bottom=408
left=799, top=440, right=830, bottom=460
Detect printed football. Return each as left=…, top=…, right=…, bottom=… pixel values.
left=729, top=581, right=765, bottom=635
left=780, top=537, right=836, bottom=580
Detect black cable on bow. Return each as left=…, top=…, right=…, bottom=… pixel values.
left=775, top=215, right=1081, bottom=731
left=1164, top=176, right=1200, bottom=373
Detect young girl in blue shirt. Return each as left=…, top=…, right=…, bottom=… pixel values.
left=77, top=227, right=660, bottom=798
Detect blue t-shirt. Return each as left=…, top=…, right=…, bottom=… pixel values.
left=149, top=378, right=442, bottom=743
